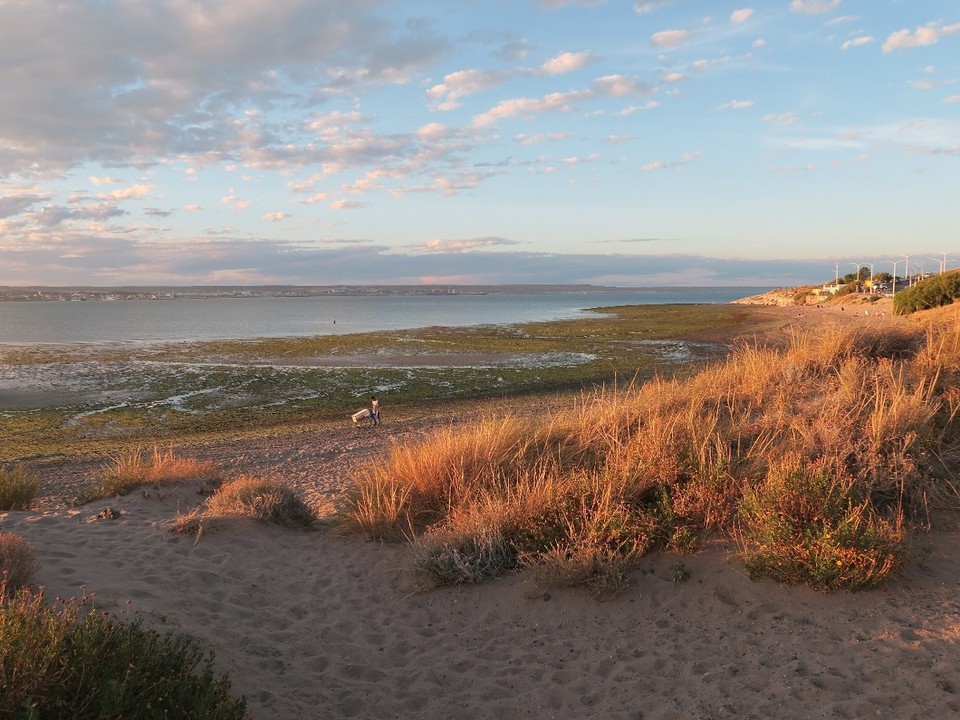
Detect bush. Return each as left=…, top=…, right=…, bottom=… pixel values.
left=894, top=270, right=960, bottom=315
left=738, top=460, right=904, bottom=591
left=173, top=475, right=317, bottom=537
left=0, top=532, right=36, bottom=593
left=0, top=465, right=40, bottom=511
left=0, top=589, right=248, bottom=719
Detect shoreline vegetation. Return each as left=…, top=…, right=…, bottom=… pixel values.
left=4, top=293, right=960, bottom=718
left=1, top=303, right=775, bottom=462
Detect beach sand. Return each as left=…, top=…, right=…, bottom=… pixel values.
left=5, top=300, right=960, bottom=719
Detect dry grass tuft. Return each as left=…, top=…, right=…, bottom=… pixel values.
left=0, top=531, right=37, bottom=595
left=0, top=465, right=40, bottom=511
left=172, top=475, right=316, bottom=538
left=338, top=316, right=960, bottom=594
left=90, top=446, right=221, bottom=501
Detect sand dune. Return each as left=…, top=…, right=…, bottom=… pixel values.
left=4, top=463, right=959, bottom=719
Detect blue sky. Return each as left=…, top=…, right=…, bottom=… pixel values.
left=0, top=0, right=957, bottom=287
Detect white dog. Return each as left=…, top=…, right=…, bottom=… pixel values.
left=351, top=408, right=374, bottom=427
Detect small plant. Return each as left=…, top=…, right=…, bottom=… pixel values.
left=0, top=532, right=37, bottom=594
left=173, top=475, right=316, bottom=537
left=0, top=464, right=39, bottom=511
left=672, top=560, right=691, bottom=583
left=669, top=526, right=698, bottom=554
left=412, top=529, right=518, bottom=587
left=0, top=588, right=248, bottom=718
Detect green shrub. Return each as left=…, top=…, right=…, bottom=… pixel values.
left=894, top=270, right=960, bottom=315
left=738, top=461, right=904, bottom=591
left=0, top=589, right=248, bottom=719
left=0, top=465, right=40, bottom=511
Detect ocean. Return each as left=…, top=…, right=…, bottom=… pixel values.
left=0, top=287, right=769, bottom=345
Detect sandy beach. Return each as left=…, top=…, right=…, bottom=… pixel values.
left=4, top=300, right=960, bottom=719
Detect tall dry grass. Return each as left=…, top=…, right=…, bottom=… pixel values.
left=0, top=465, right=40, bottom=511
left=338, top=317, right=960, bottom=593
left=90, top=445, right=222, bottom=500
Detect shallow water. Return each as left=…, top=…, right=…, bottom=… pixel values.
left=0, top=287, right=768, bottom=344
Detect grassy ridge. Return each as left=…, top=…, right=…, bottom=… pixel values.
left=337, top=317, right=960, bottom=593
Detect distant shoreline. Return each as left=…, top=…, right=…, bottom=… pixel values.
left=0, top=283, right=773, bottom=302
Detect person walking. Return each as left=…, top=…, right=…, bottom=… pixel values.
left=370, top=395, right=381, bottom=426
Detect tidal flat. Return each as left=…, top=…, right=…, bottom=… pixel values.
left=0, top=304, right=776, bottom=461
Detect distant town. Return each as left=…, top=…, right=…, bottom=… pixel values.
left=0, top=284, right=629, bottom=302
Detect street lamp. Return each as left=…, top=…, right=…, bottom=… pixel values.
left=850, top=263, right=862, bottom=292
left=888, top=260, right=898, bottom=296
left=867, top=263, right=875, bottom=293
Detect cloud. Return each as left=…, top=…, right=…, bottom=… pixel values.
left=541, top=51, right=592, bottom=75
left=882, top=23, right=960, bottom=53
left=263, top=211, right=288, bottom=222
left=730, top=9, right=754, bottom=24
left=661, top=72, right=686, bottom=84
left=425, top=68, right=512, bottom=111
left=329, top=199, right=369, bottom=210
left=559, top=153, right=600, bottom=165
left=762, top=112, right=800, bottom=127
left=0, top=193, right=47, bottom=218
left=651, top=29, right=693, bottom=50
left=945, top=95, right=960, bottom=104
left=841, top=36, right=874, bottom=50
left=789, top=0, right=841, bottom=15
left=718, top=100, right=755, bottom=110
left=515, top=132, right=570, bottom=145
left=221, top=192, right=250, bottom=211
left=640, top=150, right=703, bottom=173
left=471, top=74, right=651, bottom=128
left=0, top=231, right=840, bottom=286
left=98, top=184, right=153, bottom=201
left=0, top=1, right=447, bottom=177
left=634, top=1, right=672, bottom=14
left=411, top=237, right=521, bottom=253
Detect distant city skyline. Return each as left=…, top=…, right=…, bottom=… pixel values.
left=1, top=1, right=957, bottom=287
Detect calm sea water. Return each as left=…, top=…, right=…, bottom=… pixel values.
left=0, top=288, right=769, bottom=345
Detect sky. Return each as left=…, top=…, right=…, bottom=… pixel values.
left=0, top=0, right=958, bottom=288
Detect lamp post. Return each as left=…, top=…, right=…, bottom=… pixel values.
left=888, top=260, right=898, bottom=296
left=867, top=263, right=875, bottom=293
left=850, top=263, right=862, bottom=293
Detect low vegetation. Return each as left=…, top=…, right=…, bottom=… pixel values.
left=0, top=465, right=39, bottom=511
left=173, top=475, right=316, bottom=538
left=0, top=587, right=247, bottom=719
left=87, top=445, right=221, bottom=501
left=339, top=318, right=960, bottom=594
left=894, top=270, right=960, bottom=315
left=0, top=532, right=36, bottom=593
